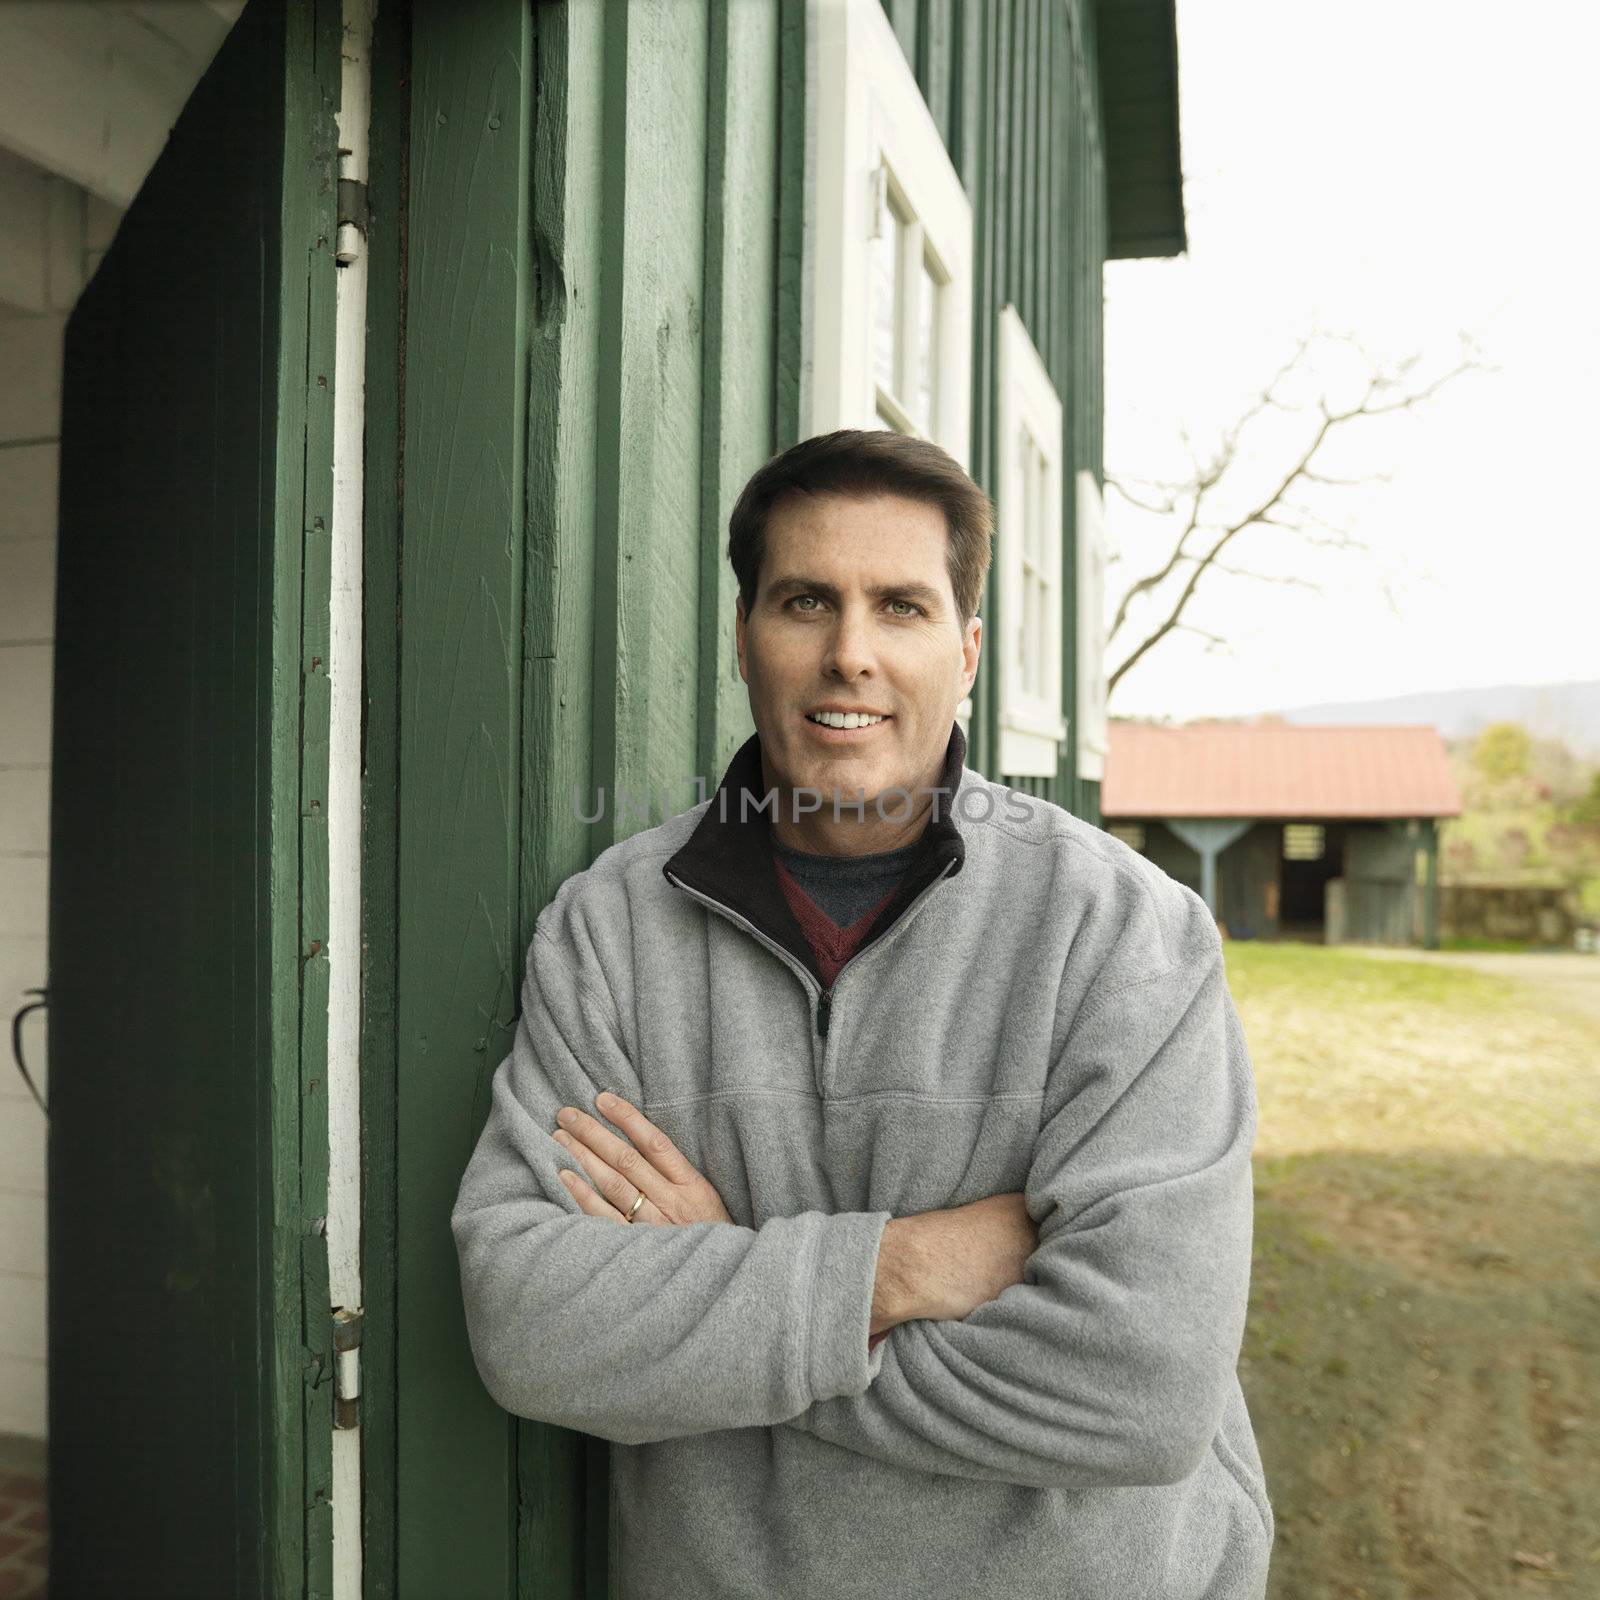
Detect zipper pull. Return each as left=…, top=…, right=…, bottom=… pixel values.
left=816, top=990, right=832, bottom=1037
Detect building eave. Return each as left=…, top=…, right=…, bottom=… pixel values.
left=1096, top=0, right=1188, bottom=260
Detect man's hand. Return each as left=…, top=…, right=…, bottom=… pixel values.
left=551, top=1095, right=1034, bottom=1333
left=873, top=1193, right=1041, bottom=1334
left=551, top=1092, right=735, bottom=1226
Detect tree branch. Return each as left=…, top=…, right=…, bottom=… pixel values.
left=1104, top=326, right=1486, bottom=702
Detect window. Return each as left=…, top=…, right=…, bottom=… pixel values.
left=996, top=305, right=1066, bottom=777
left=1283, top=824, right=1325, bottom=861
left=1108, top=823, right=1145, bottom=853
left=808, top=0, right=976, bottom=729
left=1075, top=469, right=1109, bottom=783
left=869, top=168, right=946, bottom=437
left=809, top=0, right=972, bottom=455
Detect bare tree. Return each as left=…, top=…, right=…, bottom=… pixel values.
left=1102, top=328, right=1492, bottom=703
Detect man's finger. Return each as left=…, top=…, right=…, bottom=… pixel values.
left=589, top=1092, right=701, bottom=1184
left=554, top=1096, right=694, bottom=1200
left=557, top=1165, right=626, bottom=1222
left=555, top=1131, right=649, bottom=1219
left=553, top=1107, right=660, bottom=1210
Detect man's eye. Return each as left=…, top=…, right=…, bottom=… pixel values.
left=887, top=600, right=921, bottom=617
left=789, top=595, right=821, bottom=612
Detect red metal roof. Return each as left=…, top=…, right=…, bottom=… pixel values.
left=1099, top=720, right=1464, bottom=820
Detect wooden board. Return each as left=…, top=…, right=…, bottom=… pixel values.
left=47, top=0, right=341, bottom=1590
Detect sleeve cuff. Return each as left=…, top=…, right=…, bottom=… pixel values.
left=805, top=1209, right=893, bottom=1402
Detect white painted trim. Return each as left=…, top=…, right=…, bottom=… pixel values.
left=996, top=304, right=1066, bottom=777
left=1075, top=469, right=1108, bottom=782
left=808, top=0, right=972, bottom=465
left=328, top=0, right=373, bottom=1592
left=1001, top=700, right=1069, bottom=741
left=1000, top=724, right=1061, bottom=779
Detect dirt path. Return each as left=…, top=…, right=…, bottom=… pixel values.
left=1359, top=947, right=1600, bottom=1028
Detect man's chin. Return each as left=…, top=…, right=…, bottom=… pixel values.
left=785, top=754, right=902, bottom=812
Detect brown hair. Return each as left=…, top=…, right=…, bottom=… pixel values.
left=726, top=428, right=994, bottom=629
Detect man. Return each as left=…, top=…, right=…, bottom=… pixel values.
left=451, top=429, right=1275, bottom=1598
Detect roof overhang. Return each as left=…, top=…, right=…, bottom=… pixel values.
left=1096, top=0, right=1187, bottom=259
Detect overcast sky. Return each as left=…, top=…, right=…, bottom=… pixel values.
left=1101, top=0, right=1600, bottom=723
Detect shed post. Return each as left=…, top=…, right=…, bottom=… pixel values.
left=1165, top=818, right=1252, bottom=927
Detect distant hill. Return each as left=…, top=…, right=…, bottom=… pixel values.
left=1252, top=679, right=1600, bottom=759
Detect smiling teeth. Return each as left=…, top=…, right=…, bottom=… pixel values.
left=808, top=711, right=886, bottom=729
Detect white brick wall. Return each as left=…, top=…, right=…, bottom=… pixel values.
left=0, top=305, right=62, bottom=1441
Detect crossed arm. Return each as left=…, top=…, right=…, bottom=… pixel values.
left=451, top=887, right=1257, bottom=1488
left=546, top=1089, right=1038, bottom=1352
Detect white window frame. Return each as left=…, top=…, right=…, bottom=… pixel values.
left=1075, top=468, right=1109, bottom=783
left=996, top=304, right=1067, bottom=778
left=807, top=0, right=976, bottom=730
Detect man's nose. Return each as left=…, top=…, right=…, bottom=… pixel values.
left=822, top=604, right=876, bottom=679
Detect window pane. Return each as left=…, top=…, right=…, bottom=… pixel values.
left=873, top=195, right=899, bottom=400
left=1033, top=435, right=1048, bottom=567
left=1283, top=824, right=1326, bottom=861
left=1035, top=445, right=1050, bottom=695
left=1021, top=430, right=1034, bottom=563
left=913, top=253, right=938, bottom=433
left=1021, top=431, right=1033, bottom=693
left=1031, top=572, right=1043, bottom=695
left=1020, top=571, right=1030, bottom=690
left=1022, top=572, right=1032, bottom=695
left=1034, top=442, right=1044, bottom=568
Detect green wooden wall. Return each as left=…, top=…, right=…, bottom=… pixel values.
left=878, top=0, right=1107, bottom=820
left=375, top=1, right=791, bottom=1593
left=373, top=1, right=1115, bottom=1594
left=48, top=0, right=341, bottom=1591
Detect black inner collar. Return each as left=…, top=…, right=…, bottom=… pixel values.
left=661, top=721, right=969, bottom=990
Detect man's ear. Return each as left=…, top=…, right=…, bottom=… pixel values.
left=735, top=593, right=749, bottom=684
left=961, top=613, right=982, bottom=694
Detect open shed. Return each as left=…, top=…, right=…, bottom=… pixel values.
left=1100, top=720, right=1464, bottom=947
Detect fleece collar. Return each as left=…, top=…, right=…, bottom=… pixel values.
left=661, top=720, right=969, bottom=990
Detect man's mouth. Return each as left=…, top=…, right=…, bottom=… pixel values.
left=804, top=709, right=891, bottom=731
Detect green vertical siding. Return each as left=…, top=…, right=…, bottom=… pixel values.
left=700, top=2, right=782, bottom=786
left=880, top=0, right=1107, bottom=820
left=395, top=2, right=536, bottom=1595
left=522, top=8, right=608, bottom=1593
left=388, top=1, right=787, bottom=1593
left=589, top=0, right=709, bottom=860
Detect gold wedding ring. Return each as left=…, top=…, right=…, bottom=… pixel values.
left=625, top=1191, right=645, bottom=1222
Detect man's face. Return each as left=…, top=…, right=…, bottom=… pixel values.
left=735, top=491, right=981, bottom=829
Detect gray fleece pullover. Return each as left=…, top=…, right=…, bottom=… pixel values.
left=450, top=723, right=1275, bottom=1598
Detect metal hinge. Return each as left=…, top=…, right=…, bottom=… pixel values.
left=335, top=151, right=368, bottom=266
left=332, top=1307, right=363, bottom=1430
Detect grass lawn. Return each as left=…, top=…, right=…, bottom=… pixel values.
left=1226, top=941, right=1600, bottom=1598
